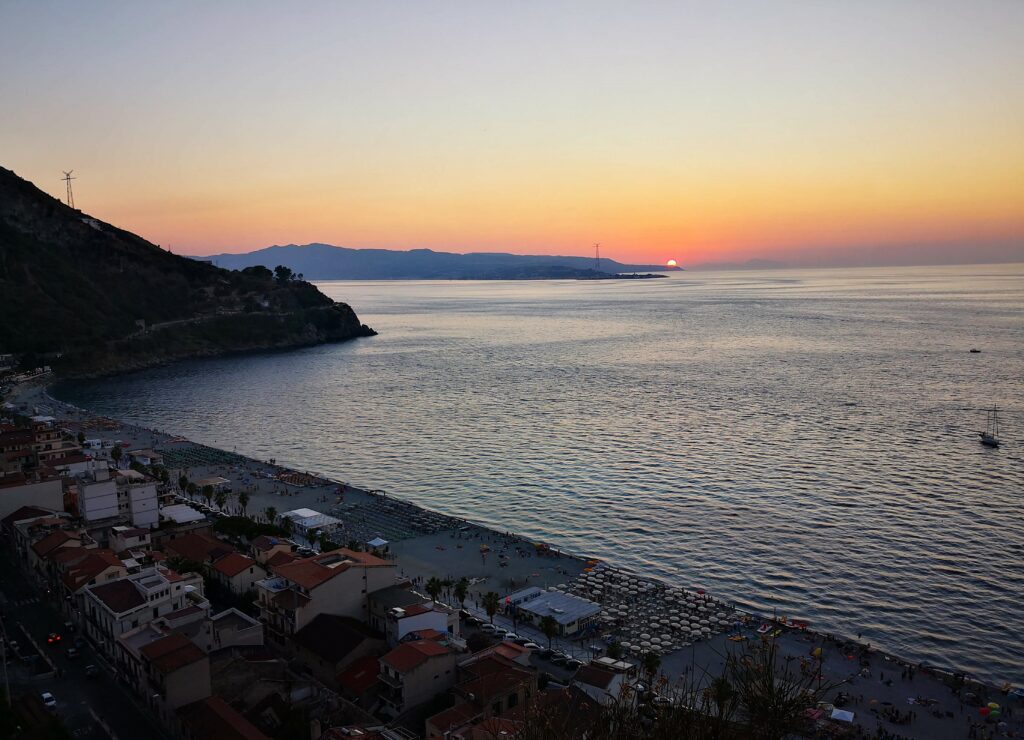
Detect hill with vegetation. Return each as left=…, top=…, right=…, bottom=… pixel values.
left=0, top=166, right=375, bottom=377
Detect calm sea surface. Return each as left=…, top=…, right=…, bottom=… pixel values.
left=57, top=264, right=1024, bottom=682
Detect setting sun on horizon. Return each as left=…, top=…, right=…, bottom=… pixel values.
left=1, top=2, right=1021, bottom=268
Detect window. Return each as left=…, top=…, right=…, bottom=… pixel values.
left=508, top=694, right=518, bottom=709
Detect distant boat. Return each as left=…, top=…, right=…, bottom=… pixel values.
left=979, top=407, right=1001, bottom=448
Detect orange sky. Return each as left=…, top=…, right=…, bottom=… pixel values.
left=2, top=2, right=1022, bottom=266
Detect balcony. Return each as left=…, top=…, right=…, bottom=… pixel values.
left=378, top=671, right=404, bottom=689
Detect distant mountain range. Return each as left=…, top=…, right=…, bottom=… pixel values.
left=202, top=244, right=680, bottom=280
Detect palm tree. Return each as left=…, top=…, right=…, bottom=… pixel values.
left=642, top=650, right=661, bottom=683
left=76, top=431, right=86, bottom=446
left=201, top=484, right=214, bottom=507
left=454, top=578, right=469, bottom=609
left=178, top=474, right=189, bottom=492
left=214, top=491, right=227, bottom=511
left=425, top=577, right=443, bottom=603
left=606, top=642, right=623, bottom=660
left=483, top=591, right=501, bottom=624
left=238, top=491, right=250, bottom=517
left=281, top=517, right=294, bottom=536
left=540, top=615, right=559, bottom=649
left=186, top=482, right=198, bottom=500
left=441, top=577, right=454, bottom=601
left=110, top=445, right=123, bottom=467
left=265, top=506, right=277, bottom=524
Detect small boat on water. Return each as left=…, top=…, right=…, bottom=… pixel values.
left=979, top=407, right=1001, bottom=448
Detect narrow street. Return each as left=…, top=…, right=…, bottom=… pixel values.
left=0, top=547, right=166, bottom=740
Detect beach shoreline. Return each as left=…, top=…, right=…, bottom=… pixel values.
left=7, top=376, right=1022, bottom=737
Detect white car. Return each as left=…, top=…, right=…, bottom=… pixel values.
left=479, top=623, right=497, bottom=633
left=41, top=692, right=57, bottom=710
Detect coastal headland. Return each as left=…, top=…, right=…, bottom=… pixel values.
left=9, top=378, right=1022, bottom=739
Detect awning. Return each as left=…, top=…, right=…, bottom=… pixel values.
left=367, top=537, right=389, bottom=548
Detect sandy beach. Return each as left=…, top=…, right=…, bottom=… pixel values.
left=11, top=379, right=1024, bottom=739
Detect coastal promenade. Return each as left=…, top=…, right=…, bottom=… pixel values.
left=12, top=381, right=1024, bottom=739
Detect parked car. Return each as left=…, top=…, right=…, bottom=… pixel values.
left=65, top=647, right=79, bottom=659
left=550, top=653, right=569, bottom=666
left=479, top=623, right=497, bottom=633
left=465, top=616, right=483, bottom=627
left=513, top=637, right=531, bottom=646
left=41, top=692, right=57, bottom=710
left=537, top=648, right=554, bottom=660
left=502, top=632, right=519, bottom=641
left=565, top=659, right=583, bottom=670
left=84, top=664, right=99, bottom=677
left=523, top=642, right=542, bottom=650
left=46, top=633, right=61, bottom=645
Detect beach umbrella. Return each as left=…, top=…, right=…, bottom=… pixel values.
left=988, top=703, right=1000, bottom=710
left=640, top=633, right=651, bottom=640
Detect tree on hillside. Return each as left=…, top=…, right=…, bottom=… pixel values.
left=483, top=591, right=501, bottom=624
left=425, top=577, right=443, bottom=603
left=273, top=265, right=294, bottom=283
left=238, top=491, right=249, bottom=517
left=540, top=615, right=559, bottom=649
left=454, top=578, right=469, bottom=609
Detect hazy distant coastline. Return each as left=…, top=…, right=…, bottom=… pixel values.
left=202, top=243, right=681, bottom=280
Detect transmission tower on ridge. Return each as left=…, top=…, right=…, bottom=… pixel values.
left=594, top=243, right=601, bottom=272
left=62, top=170, right=76, bottom=209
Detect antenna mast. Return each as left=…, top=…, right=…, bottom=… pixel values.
left=594, top=243, right=601, bottom=272
left=62, top=170, right=76, bottom=209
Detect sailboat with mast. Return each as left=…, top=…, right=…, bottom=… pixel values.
left=979, top=407, right=1001, bottom=448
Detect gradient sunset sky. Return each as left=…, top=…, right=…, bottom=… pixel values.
left=2, top=1, right=1022, bottom=267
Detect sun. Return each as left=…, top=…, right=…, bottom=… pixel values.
left=666, top=259, right=677, bottom=267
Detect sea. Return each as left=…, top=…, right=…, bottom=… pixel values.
left=56, top=264, right=1024, bottom=683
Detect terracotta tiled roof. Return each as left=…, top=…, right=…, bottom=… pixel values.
left=31, top=529, right=77, bottom=557
left=212, top=552, right=257, bottom=578
left=89, top=579, right=145, bottom=613
left=1, top=505, right=52, bottom=529
left=61, top=550, right=123, bottom=592
left=407, top=628, right=446, bottom=642
left=337, top=654, right=383, bottom=696
left=251, top=535, right=284, bottom=552
left=163, top=533, right=230, bottom=564
left=265, top=551, right=298, bottom=567
left=427, top=702, right=483, bottom=734
left=177, top=696, right=270, bottom=740
left=140, top=633, right=206, bottom=674
left=457, top=655, right=534, bottom=705
left=380, top=639, right=450, bottom=673
left=271, top=548, right=391, bottom=590
left=401, top=603, right=432, bottom=617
